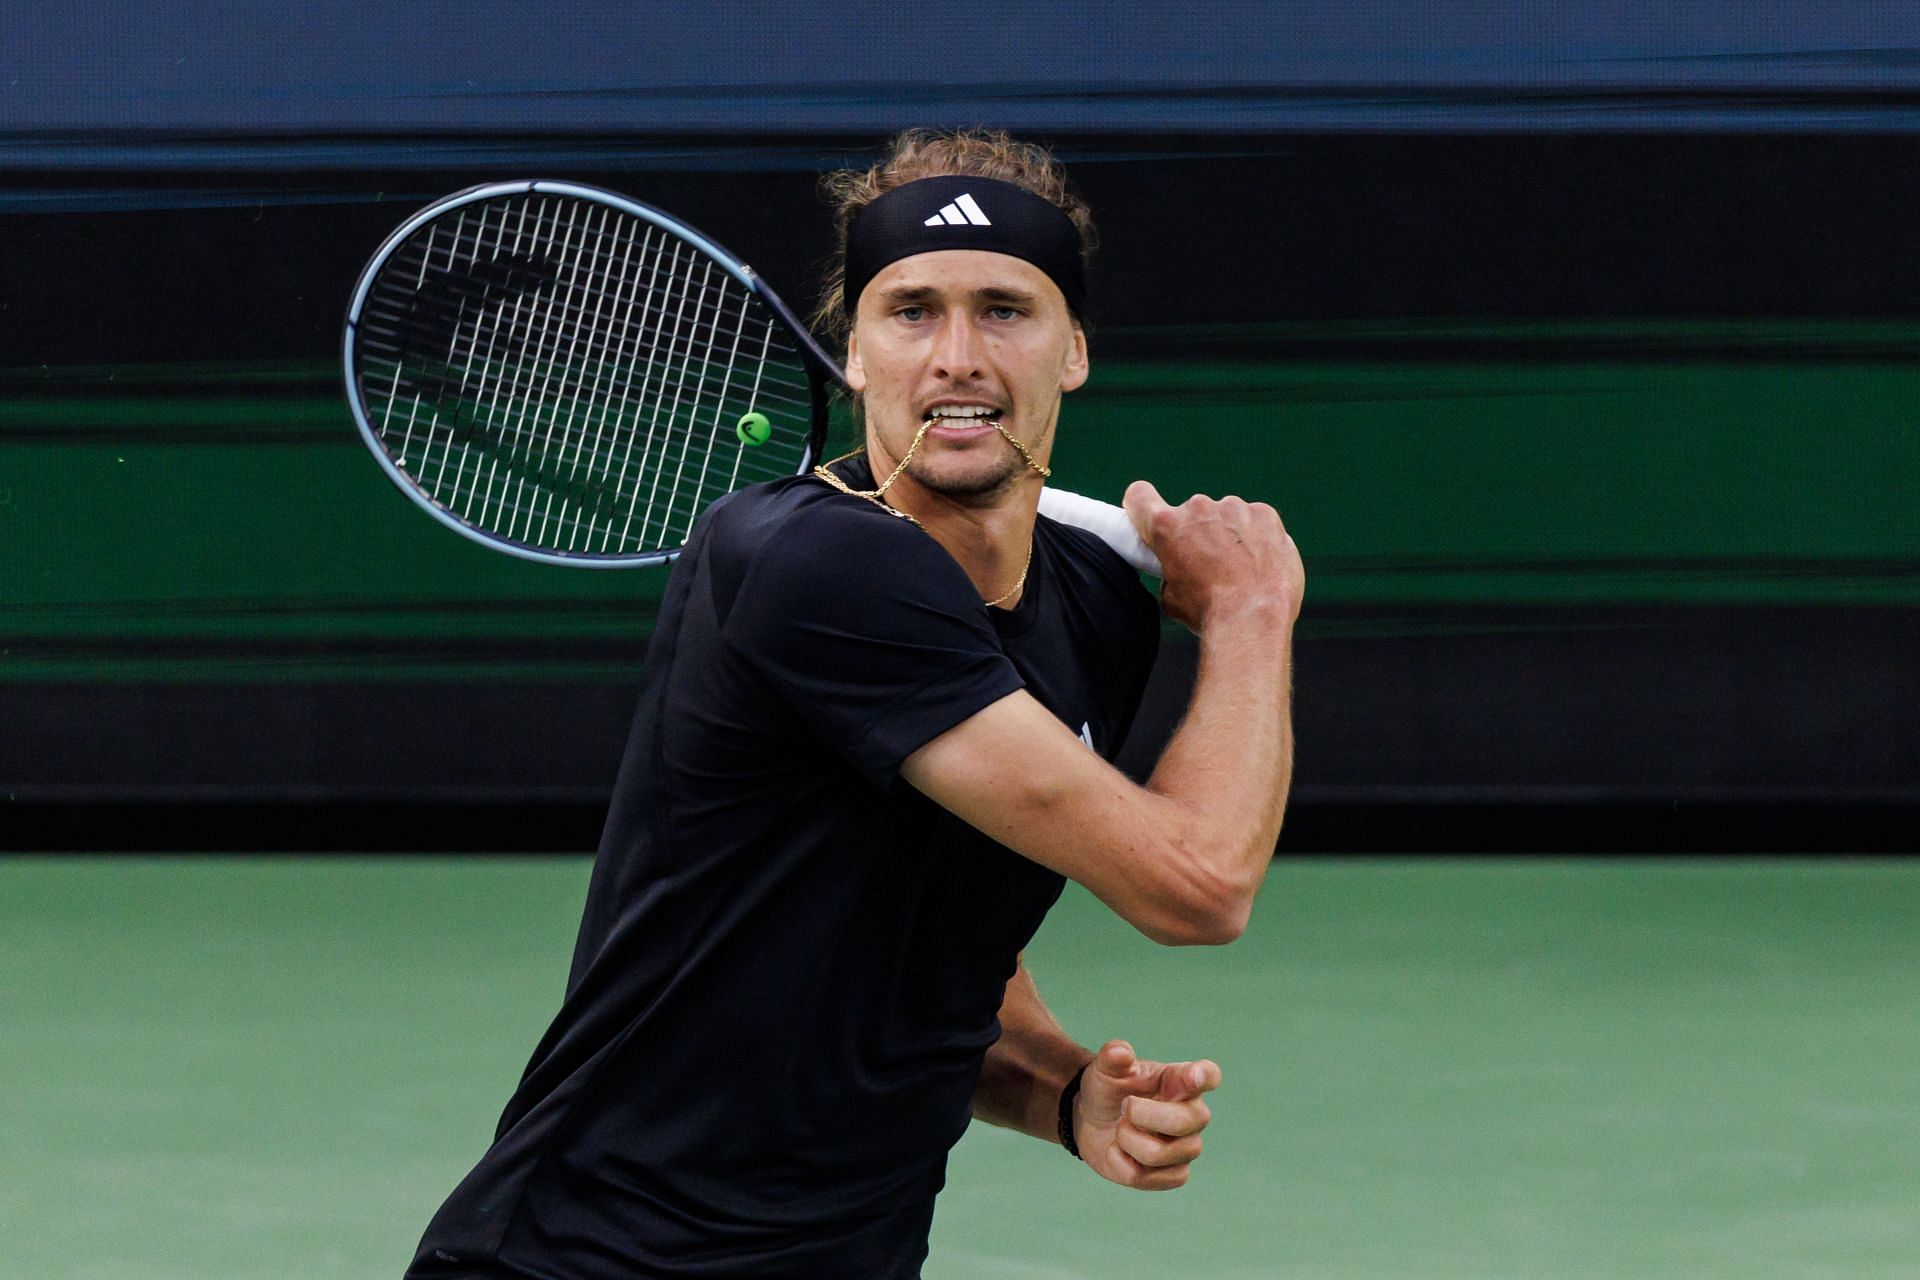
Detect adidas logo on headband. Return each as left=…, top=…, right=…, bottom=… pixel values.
left=922, top=193, right=993, bottom=227
left=843, top=176, right=1084, bottom=317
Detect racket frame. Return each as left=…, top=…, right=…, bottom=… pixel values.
left=343, top=179, right=831, bottom=568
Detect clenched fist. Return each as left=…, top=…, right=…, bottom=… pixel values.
left=1124, top=480, right=1303, bottom=634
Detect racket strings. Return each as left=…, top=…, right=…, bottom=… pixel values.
left=365, top=239, right=803, bottom=497
left=365, top=279, right=814, bottom=453
left=362, top=203, right=814, bottom=421
left=355, top=193, right=815, bottom=555
left=360, top=240, right=817, bottom=425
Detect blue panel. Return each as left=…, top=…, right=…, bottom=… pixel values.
left=5, top=0, right=1920, bottom=159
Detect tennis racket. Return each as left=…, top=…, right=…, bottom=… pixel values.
left=343, top=180, right=1160, bottom=575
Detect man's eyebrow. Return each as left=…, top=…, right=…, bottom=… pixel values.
left=872, top=284, right=1042, bottom=304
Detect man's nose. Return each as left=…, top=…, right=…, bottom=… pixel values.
left=929, top=312, right=985, bottom=379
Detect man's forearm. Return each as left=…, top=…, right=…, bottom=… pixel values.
left=1145, top=601, right=1295, bottom=918
left=972, top=959, right=1090, bottom=1143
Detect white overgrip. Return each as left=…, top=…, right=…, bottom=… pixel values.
left=1036, top=487, right=1163, bottom=578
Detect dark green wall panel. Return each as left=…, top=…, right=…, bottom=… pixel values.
left=2, top=133, right=1914, bottom=819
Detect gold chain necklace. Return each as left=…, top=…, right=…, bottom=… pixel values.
left=812, top=416, right=1051, bottom=608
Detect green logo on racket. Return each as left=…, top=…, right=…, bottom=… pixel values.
left=736, top=412, right=771, bottom=447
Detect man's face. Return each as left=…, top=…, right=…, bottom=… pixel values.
left=845, top=250, right=1088, bottom=502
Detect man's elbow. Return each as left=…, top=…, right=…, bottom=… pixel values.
left=1136, top=903, right=1249, bottom=947
left=1135, top=853, right=1257, bottom=947
left=1167, top=896, right=1253, bottom=946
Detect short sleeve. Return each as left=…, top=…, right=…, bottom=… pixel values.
left=720, top=501, right=1025, bottom=787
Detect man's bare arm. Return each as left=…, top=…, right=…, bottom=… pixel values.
left=902, top=483, right=1303, bottom=946
left=972, top=955, right=1089, bottom=1140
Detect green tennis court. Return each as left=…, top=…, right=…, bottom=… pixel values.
left=5, top=857, right=1913, bottom=1279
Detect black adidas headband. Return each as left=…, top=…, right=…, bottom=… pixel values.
left=841, top=175, right=1087, bottom=319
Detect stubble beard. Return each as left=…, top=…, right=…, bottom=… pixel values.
left=901, top=410, right=1055, bottom=503
left=905, top=445, right=1027, bottom=501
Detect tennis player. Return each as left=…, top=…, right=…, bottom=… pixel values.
left=407, top=129, right=1303, bottom=1279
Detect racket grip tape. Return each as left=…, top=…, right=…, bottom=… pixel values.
left=1036, top=487, right=1163, bottom=578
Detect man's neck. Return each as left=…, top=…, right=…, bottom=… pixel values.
left=860, top=455, right=1041, bottom=609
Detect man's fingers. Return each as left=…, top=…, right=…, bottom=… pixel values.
left=1122, top=481, right=1168, bottom=546
left=1116, top=1119, right=1204, bottom=1169
left=1138, top=1058, right=1221, bottom=1101
left=1123, top=1094, right=1212, bottom=1138
left=1170, top=1058, right=1221, bottom=1098
left=1097, top=1047, right=1222, bottom=1102
left=1108, top=1144, right=1194, bottom=1191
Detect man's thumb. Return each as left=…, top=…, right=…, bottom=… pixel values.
left=1094, top=1038, right=1138, bottom=1083
left=1122, top=481, right=1168, bottom=545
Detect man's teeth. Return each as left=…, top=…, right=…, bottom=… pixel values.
left=925, top=407, right=1001, bottom=423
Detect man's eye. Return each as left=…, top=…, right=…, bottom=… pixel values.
left=986, top=305, right=1022, bottom=321
left=896, top=305, right=927, bottom=322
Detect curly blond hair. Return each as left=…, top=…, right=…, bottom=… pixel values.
left=811, top=128, right=1098, bottom=350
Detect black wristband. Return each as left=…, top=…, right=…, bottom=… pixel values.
left=1057, top=1060, right=1092, bottom=1160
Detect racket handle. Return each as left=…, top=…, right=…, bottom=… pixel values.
left=1037, top=487, right=1163, bottom=578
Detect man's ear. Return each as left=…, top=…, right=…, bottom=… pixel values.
left=1060, top=324, right=1089, bottom=394
left=845, top=327, right=867, bottom=393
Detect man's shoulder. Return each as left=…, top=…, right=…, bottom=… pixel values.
left=704, top=470, right=935, bottom=572
left=697, top=471, right=984, bottom=635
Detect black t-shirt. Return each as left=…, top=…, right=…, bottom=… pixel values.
left=408, top=459, right=1161, bottom=1280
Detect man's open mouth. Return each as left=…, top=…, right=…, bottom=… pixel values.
left=923, top=404, right=1005, bottom=429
